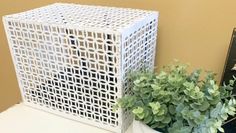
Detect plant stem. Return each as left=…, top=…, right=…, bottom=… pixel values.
left=223, top=117, right=236, bottom=125
left=221, top=94, right=236, bottom=99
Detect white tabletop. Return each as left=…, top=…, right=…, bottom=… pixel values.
left=0, top=103, right=132, bottom=133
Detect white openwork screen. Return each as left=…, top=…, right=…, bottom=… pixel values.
left=3, top=3, right=158, bottom=133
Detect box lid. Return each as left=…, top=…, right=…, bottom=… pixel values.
left=3, top=3, right=158, bottom=32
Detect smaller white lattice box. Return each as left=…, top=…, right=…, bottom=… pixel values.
left=3, top=3, right=158, bottom=133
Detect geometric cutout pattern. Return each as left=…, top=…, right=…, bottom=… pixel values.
left=3, top=3, right=158, bottom=133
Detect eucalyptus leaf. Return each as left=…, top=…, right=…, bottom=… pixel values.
left=144, top=115, right=153, bottom=124
left=169, top=105, right=176, bottom=115
left=199, top=101, right=210, bottom=111
left=179, top=126, right=192, bottom=133
left=154, top=115, right=165, bottom=122
left=115, top=62, right=236, bottom=133
left=162, top=115, right=171, bottom=124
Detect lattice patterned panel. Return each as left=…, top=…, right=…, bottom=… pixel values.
left=3, top=3, right=159, bottom=133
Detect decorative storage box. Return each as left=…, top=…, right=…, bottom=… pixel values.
left=3, top=3, right=158, bottom=133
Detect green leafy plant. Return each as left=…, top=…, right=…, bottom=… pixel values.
left=114, top=62, right=236, bottom=133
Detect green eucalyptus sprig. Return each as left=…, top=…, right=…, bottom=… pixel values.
left=115, top=62, right=236, bottom=133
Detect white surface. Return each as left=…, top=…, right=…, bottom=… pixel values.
left=0, top=103, right=132, bottom=133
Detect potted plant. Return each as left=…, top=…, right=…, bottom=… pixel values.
left=114, top=62, right=236, bottom=133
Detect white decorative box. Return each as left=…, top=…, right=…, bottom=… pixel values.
left=3, top=3, right=158, bottom=133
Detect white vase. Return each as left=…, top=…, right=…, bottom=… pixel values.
left=132, top=120, right=161, bottom=133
